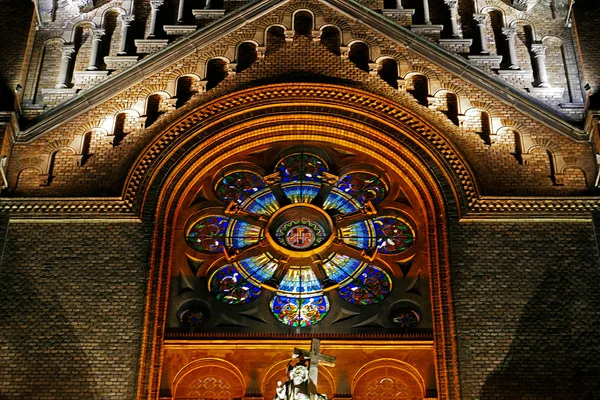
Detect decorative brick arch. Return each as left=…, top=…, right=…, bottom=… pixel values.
left=172, top=359, right=246, bottom=400
left=352, top=359, right=425, bottom=400
left=132, top=83, right=469, bottom=400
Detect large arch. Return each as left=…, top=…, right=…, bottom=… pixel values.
left=130, top=83, right=474, bottom=400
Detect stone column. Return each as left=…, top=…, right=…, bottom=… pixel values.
left=444, top=0, right=460, bottom=38
left=422, top=0, right=431, bottom=24
left=531, top=43, right=550, bottom=87
left=177, top=0, right=186, bottom=23
left=473, top=14, right=488, bottom=54
left=204, top=0, right=212, bottom=9
left=86, top=28, right=105, bottom=70
left=56, top=45, right=76, bottom=88
left=502, top=27, right=520, bottom=69
left=118, top=15, right=135, bottom=55
left=395, top=0, right=403, bottom=8
left=148, top=0, right=164, bottom=38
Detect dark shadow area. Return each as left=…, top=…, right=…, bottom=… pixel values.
left=206, top=58, right=228, bottom=90
left=407, top=74, right=429, bottom=106
left=320, top=26, right=341, bottom=55
left=176, top=76, right=197, bottom=108
left=236, top=42, right=257, bottom=74
left=294, top=11, right=313, bottom=37
left=145, top=93, right=163, bottom=127
left=348, top=42, right=370, bottom=72
left=378, top=58, right=399, bottom=89
left=266, top=26, right=286, bottom=54
left=480, top=267, right=600, bottom=399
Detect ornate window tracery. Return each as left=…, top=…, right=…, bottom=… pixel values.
left=184, top=149, right=418, bottom=327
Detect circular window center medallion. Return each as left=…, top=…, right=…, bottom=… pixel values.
left=267, top=204, right=334, bottom=256
left=277, top=220, right=326, bottom=250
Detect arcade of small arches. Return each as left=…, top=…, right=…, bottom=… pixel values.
left=16, top=5, right=583, bottom=192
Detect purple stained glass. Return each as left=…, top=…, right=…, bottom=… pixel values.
left=186, top=216, right=229, bottom=253
left=337, top=172, right=388, bottom=205
left=338, top=265, right=392, bottom=305
left=215, top=171, right=267, bottom=204
left=276, top=153, right=328, bottom=183
left=209, top=264, right=261, bottom=304
left=270, top=294, right=329, bottom=327
left=373, top=216, right=415, bottom=254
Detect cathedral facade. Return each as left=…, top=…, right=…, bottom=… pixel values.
left=0, top=0, right=599, bottom=399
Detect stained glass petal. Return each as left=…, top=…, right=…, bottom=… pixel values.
left=270, top=294, right=330, bottom=327
left=278, top=266, right=323, bottom=294
left=275, top=153, right=328, bottom=183
left=281, top=182, right=321, bottom=204
left=337, top=172, right=388, bottom=205
left=321, top=253, right=364, bottom=284
left=225, top=219, right=262, bottom=249
left=338, top=265, right=392, bottom=305
left=209, top=264, right=262, bottom=304
left=215, top=171, right=267, bottom=205
left=323, top=187, right=362, bottom=214
left=339, top=219, right=376, bottom=250
left=186, top=216, right=229, bottom=253
left=373, top=216, right=416, bottom=254
left=236, top=253, right=279, bottom=284
left=242, top=189, right=279, bottom=216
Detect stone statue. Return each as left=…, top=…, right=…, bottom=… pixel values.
left=273, top=339, right=335, bottom=400
left=274, top=362, right=327, bottom=400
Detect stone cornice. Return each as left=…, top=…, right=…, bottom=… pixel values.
left=17, top=0, right=587, bottom=143
left=1, top=196, right=599, bottom=218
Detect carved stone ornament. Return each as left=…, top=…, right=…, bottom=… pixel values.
left=444, top=0, right=458, bottom=8
left=68, top=0, right=94, bottom=13
left=473, top=14, right=487, bottom=26
left=530, top=43, right=547, bottom=57
left=502, top=27, right=517, bottom=39
left=150, top=0, right=165, bottom=9
left=512, top=0, right=535, bottom=11
left=120, top=14, right=135, bottom=24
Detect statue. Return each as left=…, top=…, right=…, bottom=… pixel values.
left=273, top=339, right=335, bottom=400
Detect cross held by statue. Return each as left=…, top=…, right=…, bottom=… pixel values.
left=293, top=338, right=336, bottom=394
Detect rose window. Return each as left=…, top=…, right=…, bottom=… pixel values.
left=185, top=150, right=417, bottom=327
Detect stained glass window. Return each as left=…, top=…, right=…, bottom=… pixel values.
left=275, top=153, right=328, bottom=183
left=186, top=216, right=229, bottom=253
left=270, top=294, right=329, bottom=327
left=209, top=264, right=262, bottom=304
left=186, top=151, right=418, bottom=328
left=373, top=216, right=415, bottom=254
left=215, top=171, right=267, bottom=205
left=337, top=172, right=388, bottom=205
left=338, top=265, right=392, bottom=305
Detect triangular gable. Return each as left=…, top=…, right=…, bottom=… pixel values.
left=18, top=0, right=586, bottom=142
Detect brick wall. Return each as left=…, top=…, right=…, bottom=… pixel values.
left=573, top=0, right=600, bottom=107
left=450, top=219, right=600, bottom=399
left=0, top=220, right=150, bottom=400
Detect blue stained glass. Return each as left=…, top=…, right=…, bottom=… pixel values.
left=337, top=172, right=388, bottom=205
left=270, top=294, right=330, bottom=327
left=215, top=171, right=267, bottom=205
left=373, top=216, right=416, bottom=254
left=321, top=253, right=364, bottom=283
left=186, top=216, right=230, bottom=253
left=242, top=189, right=280, bottom=216
left=278, top=266, right=323, bottom=294
left=323, top=187, right=361, bottom=214
left=276, top=153, right=328, bottom=183
left=225, top=219, right=262, bottom=249
left=237, top=252, right=279, bottom=284
left=338, top=265, right=392, bottom=306
left=282, top=182, right=321, bottom=203
left=209, top=264, right=262, bottom=304
left=339, top=219, right=376, bottom=250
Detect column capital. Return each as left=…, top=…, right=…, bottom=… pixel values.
left=473, top=13, right=487, bottom=26
left=150, top=0, right=164, bottom=9
left=61, top=44, right=76, bottom=58
left=444, top=0, right=458, bottom=8
left=501, top=27, right=517, bottom=39
left=530, top=43, right=547, bottom=57
left=92, top=28, right=106, bottom=40
left=120, top=14, right=135, bottom=24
